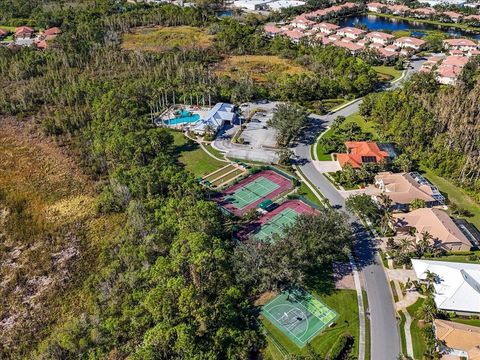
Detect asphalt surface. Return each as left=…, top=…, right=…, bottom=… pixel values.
left=291, top=59, right=424, bottom=360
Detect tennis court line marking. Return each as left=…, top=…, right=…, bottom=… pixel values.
left=264, top=304, right=310, bottom=345
left=301, top=303, right=337, bottom=345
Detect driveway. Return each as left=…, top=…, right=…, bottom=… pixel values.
left=313, top=160, right=341, bottom=173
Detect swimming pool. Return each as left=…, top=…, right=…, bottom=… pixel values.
left=164, top=110, right=200, bottom=126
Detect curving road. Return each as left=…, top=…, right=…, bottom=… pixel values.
left=292, top=59, right=424, bottom=360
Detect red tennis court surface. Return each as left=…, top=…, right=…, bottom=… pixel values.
left=237, top=200, right=318, bottom=241
left=217, top=170, right=293, bottom=217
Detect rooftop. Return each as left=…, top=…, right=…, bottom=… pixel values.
left=434, top=318, right=480, bottom=359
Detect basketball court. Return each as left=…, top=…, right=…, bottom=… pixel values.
left=262, top=289, right=337, bottom=348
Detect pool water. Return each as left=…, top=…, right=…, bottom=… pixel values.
left=338, top=14, right=480, bottom=39
left=164, top=110, right=200, bottom=126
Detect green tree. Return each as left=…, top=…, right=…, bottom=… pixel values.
left=268, top=103, right=308, bottom=147
left=410, top=198, right=427, bottom=210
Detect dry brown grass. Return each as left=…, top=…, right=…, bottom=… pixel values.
left=122, top=25, right=214, bottom=53
left=214, top=55, right=309, bottom=83
left=0, top=118, right=125, bottom=355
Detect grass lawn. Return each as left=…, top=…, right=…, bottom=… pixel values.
left=214, top=55, right=311, bottom=84
left=390, top=281, right=399, bottom=303
left=373, top=66, right=403, bottom=82
left=435, top=250, right=480, bottom=264
left=407, top=298, right=426, bottom=359
left=450, top=317, right=480, bottom=327
left=122, top=26, right=213, bottom=53
left=362, top=290, right=371, bottom=360
left=204, top=143, right=225, bottom=159
left=262, top=289, right=359, bottom=359
left=170, top=131, right=225, bottom=177
left=298, top=182, right=323, bottom=206
left=398, top=310, right=407, bottom=356
left=420, top=166, right=480, bottom=229
left=315, top=113, right=378, bottom=161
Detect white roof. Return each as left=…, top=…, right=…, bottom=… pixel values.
left=268, top=0, right=305, bottom=9
left=412, top=259, right=480, bottom=313
left=192, top=103, right=235, bottom=132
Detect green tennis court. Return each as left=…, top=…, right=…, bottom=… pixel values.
left=228, top=177, right=280, bottom=209
left=254, top=208, right=299, bottom=243
left=262, top=289, right=337, bottom=348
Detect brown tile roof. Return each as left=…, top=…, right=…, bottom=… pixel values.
left=42, top=27, right=61, bottom=36
left=434, top=319, right=480, bottom=359
left=394, top=208, right=472, bottom=251
left=444, top=38, right=477, bottom=47
left=15, top=26, right=34, bottom=35
left=366, top=31, right=394, bottom=40
left=374, top=172, right=436, bottom=204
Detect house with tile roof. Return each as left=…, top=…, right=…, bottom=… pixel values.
left=337, top=27, right=366, bottom=40
left=336, top=141, right=389, bottom=169
left=412, top=259, right=480, bottom=314
left=394, top=208, right=473, bottom=251
left=367, top=2, right=386, bottom=12
left=366, top=31, right=394, bottom=45
left=316, top=22, right=340, bottom=35
left=333, top=40, right=365, bottom=54
left=0, top=28, right=10, bottom=40
left=393, top=36, right=426, bottom=50
left=434, top=319, right=480, bottom=359
left=15, top=26, right=34, bottom=39
left=436, top=55, right=470, bottom=85
left=372, top=171, right=444, bottom=210
left=443, top=38, right=478, bottom=51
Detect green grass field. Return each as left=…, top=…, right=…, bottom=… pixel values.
left=373, top=66, right=403, bottom=82
left=122, top=26, right=214, bottom=53
left=450, top=317, right=480, bottom=327
left=420, top=166, right=480, bottom=229
left=436, top=250, right=480, bottom=264
left=398, top=310, right=407, bottom=356
left=171, top=131, right=225, bottom=177
left=407, top=298, right=426, bottom=359
left=298, top=182, right=322, bottom=206
left=315, top=113, right=378, bottom=161
left=263, top=290, right=359, bottom=359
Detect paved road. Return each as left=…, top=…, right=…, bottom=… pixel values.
left=292, top=59, right=424, bottom=360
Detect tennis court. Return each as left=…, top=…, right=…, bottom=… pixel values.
left=227, top=177, right=280, bottom=209
left=262, top=289, right=337, bottom=348
left=220, top=170, right=293, bottom=216
left=251, top=200, right=317, bottom=243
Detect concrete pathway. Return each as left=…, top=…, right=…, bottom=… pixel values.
left=349, top=253, right=366, bottom=360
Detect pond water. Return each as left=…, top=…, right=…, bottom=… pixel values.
left=338, top=14, right=480, bottom=39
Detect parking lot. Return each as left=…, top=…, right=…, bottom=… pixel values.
left=213, top=100, right=281, bottom=163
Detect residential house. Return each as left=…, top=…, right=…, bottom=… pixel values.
left=0, top=28, right=10, bottom=40
left=264, top=24, right=284, bottom=36
left=291, top=15, right=316, bottom=29
left=376, top=47, right=398, bottom=61
left=337, top=27, right=366, bottom=40
left=367, top=2, right=386, bottom=12
left=283, top=29, right=306, bottom=42
left=419, top=55, right=444, bottom=73
left=316, top=22, right=340, bottom=35
left=393, top=36, right=426, bottom=50
left=393, top=208, right=473, bottom=251
left=336, top=141, right=389, bottom=169
left=436, top=55, right=470, bottom=85
left=15, top=26, right=34, bottom=39
left=411, top=7, right=435, bottom=18
left=387, top=4, right=410, bottom=15
left=443, top=38, right=478, bottom=52
left=412, top=259, right=480, bottom=314
left=442, top=11, right=463, bottom=22
left=40, top=27, right=62, bottom=40
left=333, top=40, right=365, bottom=54
left=434, top=319, right=480, bottom=359
left=366, top=31, right=394, bottom=45
left=34, top=39, right=48, bottom=50
left=372, top=171, right=443, bottom=210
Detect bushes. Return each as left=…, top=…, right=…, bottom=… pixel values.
left=327, top=333, right=354, bottom=360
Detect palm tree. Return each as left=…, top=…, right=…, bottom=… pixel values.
left=416, top=231, right=433, bottom=257
left=380, top=209, right=395, bottom=236
left=424, top=270, right=437, bottom=294
left=378, top=193, right=392, bottom=211
left=417, top=295, right=437, bottom=323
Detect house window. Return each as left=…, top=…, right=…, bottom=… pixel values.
left=361, top=156, right=377, bottom=163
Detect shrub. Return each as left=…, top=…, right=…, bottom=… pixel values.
left=327, top=333, right=353, bottom=360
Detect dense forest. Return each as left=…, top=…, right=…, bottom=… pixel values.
left=360, top=67, right=480, bottom=202
left=0, top=1, right=356, bottom=359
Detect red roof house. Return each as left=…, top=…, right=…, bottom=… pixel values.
left=0, top=28, right=10, bottom=39
left=15, top=26, right=34, bottom=38
left=337, top=141, right=390, bottom=168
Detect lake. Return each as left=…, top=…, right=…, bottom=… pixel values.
left=338, top=14, right=480, bottom=39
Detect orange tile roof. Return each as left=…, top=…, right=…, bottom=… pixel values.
left=337, top=141, right=389, bottom=168
left=434, top=319, right=480, bottom=359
